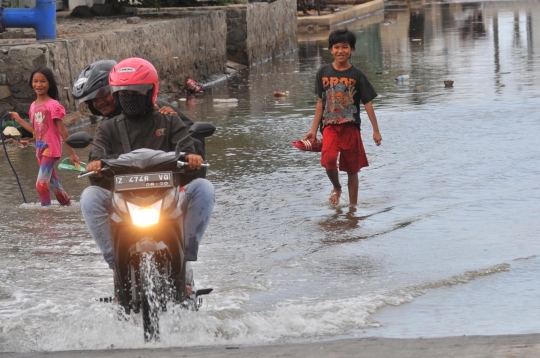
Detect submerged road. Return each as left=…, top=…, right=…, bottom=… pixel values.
left=2, top=1, right=540, bottom=355
left=2, top=334, right=540, bottom=358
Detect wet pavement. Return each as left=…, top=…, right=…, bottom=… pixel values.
left=1, top=0, right=540, bottom=353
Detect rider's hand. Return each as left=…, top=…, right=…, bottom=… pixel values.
left=303, top=130, right=316, bottom=142
left=86, top=160, right=103, bottom=177
left=155, top=104, right=177, bottom=115
left=185, top=154, right=203, bottom=170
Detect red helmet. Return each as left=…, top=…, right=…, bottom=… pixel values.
left=109, top=57, right=159, bottom=104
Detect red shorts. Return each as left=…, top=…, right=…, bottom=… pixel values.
left=321, top=123, right=369, bottom=173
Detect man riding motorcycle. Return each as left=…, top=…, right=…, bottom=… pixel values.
left=79, top=58, right=214, bottom=290
left=72, top=59, right=195, bottom=125
left=71, top=59, right=207, bottom=181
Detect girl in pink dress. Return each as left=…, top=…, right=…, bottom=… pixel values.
left=9, top=67, right=80, bottom=206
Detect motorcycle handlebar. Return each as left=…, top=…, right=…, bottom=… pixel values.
left=77, top=167, right=110, bottom=179
left=177, top=161, right=210, bottom=168
left=77, top=162, right=209, bottom=179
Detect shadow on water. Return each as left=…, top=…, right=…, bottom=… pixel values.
left=318, top=206, right=394, bottom=233
left=319, top=205, right=419, bottom=244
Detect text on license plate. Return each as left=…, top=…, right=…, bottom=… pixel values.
left=114, top=172, right=173, bottom=191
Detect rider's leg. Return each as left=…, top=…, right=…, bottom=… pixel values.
left=179, top=178, right=215, bottom=261
left=80, top=186, right=114, bottom=268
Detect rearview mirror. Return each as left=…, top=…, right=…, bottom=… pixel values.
left=189, top=122, right=216, bottom=138
left=66, top=132, right=94, bottom=149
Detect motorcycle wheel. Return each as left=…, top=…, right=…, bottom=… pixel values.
left=139, top=253, right=161, bottom=342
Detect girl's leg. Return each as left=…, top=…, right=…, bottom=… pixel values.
left=36, top=156, right=70, bottom=206
left=48, top=160, right=71, bottom=205
left=36, top=156, right=52, bottom=206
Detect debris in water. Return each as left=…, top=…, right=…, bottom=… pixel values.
left=444, top=80, right=454, bottom=88
left=183, top=78, right=204, bottom=94
left=274, top=91, right=289, bottom=97
left=213, top=98, right=238, bottom=103
left=395, top=74, right=410, bottom=82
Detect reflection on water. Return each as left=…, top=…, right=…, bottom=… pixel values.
left=1, top=1, right=540, bottom=351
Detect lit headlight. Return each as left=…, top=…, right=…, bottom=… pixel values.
left=126, top=199, right=162, bottom=227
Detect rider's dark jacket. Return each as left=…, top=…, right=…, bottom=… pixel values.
left=89, top=109, right=196, bottom=190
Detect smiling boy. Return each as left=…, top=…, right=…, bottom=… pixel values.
left=304, top=29, right=382, bottom=206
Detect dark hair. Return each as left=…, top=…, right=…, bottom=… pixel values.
left=329, top=29, right=356, bottom=50
left=29, top=67, right=59, bottom=100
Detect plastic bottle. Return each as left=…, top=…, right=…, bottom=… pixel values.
left=213, top=98, right=238, bottom=103
left=395, top=74, right=410, bottom=82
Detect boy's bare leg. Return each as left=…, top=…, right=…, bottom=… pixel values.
left=326, top=169, right=342, bottom=205
left=347, top=172, right=359, bottom=205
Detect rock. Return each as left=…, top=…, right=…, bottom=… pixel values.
left=89, top=114, right=101, bottom=123
left=63, top=112, right=85, bottom=126
left=126, top=17, right=141, bottom=24
left=70, top=6, right=95, bottom=18
left=0, top=102, right=14, bottom=114
left=0, top=85, right=12, bottom=101
left=14, top=102, right=31, bottom=115
left=3, top=126, right=21, bottom=138
left=92, top=3, right=116, bottom=16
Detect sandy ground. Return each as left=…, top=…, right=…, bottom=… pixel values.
left=1, top=334, right=540, bottom=358
left=56, top=13, right=160, bottom=39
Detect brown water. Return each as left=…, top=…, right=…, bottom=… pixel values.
left=1, top=0, right=540, bottom=351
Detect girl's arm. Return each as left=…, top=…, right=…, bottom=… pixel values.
left=56, top=119, right=81, bottom=165
left=8, top=112, right=34, bottom=135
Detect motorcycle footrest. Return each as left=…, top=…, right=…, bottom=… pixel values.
left=196, top=288, right=213, bottom=297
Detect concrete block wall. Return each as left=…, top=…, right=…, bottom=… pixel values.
left=0, top=11, right=227, bottom=116
left=226, top=5, right=248, bottom=65
left=124, top=0, right=298, bottom=66
left=0, top=0, right=298, bottom=115
left=246, top=0, right=298, bottom=65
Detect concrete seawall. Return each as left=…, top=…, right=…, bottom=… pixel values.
left=0, top=0, right=297, bottom=117
left=297, top=0, right=384, bottom=33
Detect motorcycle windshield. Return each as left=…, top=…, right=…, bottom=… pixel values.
left=102, top=149, right=179, bottom=174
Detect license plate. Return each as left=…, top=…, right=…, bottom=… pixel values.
left=114, top=171, right=173, bottom=192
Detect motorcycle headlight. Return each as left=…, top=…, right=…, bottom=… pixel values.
left=126, top=199, right=162, bottom=227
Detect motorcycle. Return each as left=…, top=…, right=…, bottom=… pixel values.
left=67, top=122, right=215, bottom=342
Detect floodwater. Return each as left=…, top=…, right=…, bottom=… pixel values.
left=1, top=0, right=540, bottom=352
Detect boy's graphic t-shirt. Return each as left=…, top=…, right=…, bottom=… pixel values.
left=29, top=99, right=66, bottom=158
left=315, top=64, right=378, bottom=129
